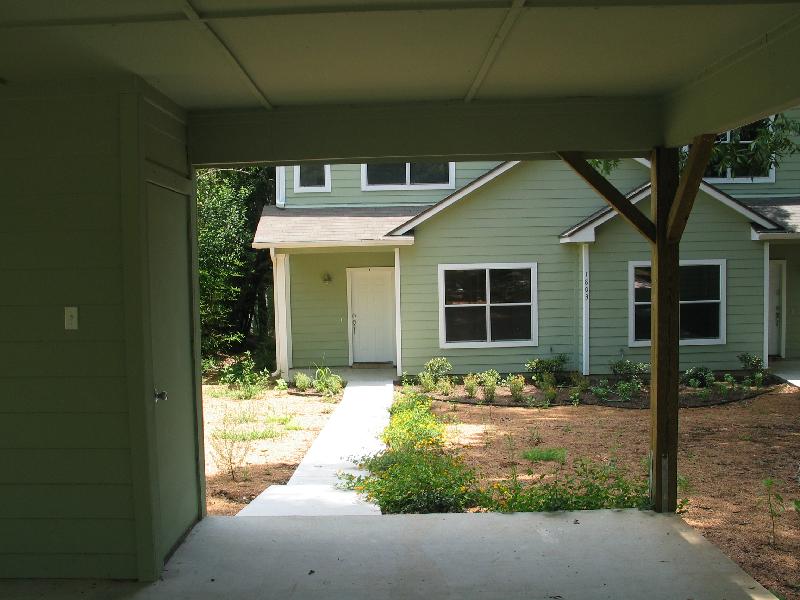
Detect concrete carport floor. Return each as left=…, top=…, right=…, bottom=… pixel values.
left=1, top=511, right=774, bottom=600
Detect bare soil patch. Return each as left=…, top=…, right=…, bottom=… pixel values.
left=203, top=385, right=340, bottom=515
left=432, top=386, right=800, bottom=599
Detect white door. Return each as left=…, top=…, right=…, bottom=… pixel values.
left=768, top=261, right=784, bottom=356
left=349, top=267, right=396, bottom=363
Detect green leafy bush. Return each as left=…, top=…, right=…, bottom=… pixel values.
left=505, top=374, right=526, bottom=402
left=436, top=376, right=454, bottom=396
left=480, top=370, right=501, bottom=403
left=313, top=366, right=344, bottom=397
left=220, top=352, right=270, bottom=399
left=681, top=366, right=715, bottom=388
left=590, top=379, right=611, bottom=401
left=569, top=372, right=590, bottom=394
left=463, top=373, right=480, bottom=398
left=525, top=354, right=568, bottom=381
left=738, top=352, right=764, bottom=373
left=423, top=357, right=453, bottom=381
left=293, top=372, right=313, bottom=392
left=383, top=393, right=444, bottom=451
left=418, top=371, right=437, bottom=393
left=274, top=378, right=288, bottom=391
left=609, top=360, right=650, bottom=383
left=614, top=379, right=642, bottom=402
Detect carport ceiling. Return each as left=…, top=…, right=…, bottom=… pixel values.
left=3, top=1, right=800, bottom=159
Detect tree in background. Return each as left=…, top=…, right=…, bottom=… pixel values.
left=197, top=167, right=275, bottom=368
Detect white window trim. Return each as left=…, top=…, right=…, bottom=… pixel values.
left=704, top=123, right=776, bottom=184
left=361, top=162, right=456, bottom=191
left=294, top=164, right=331, bottom=193
left=627, top=259, right=727, bottom=347
left=438, top=262, right=538, bottom=349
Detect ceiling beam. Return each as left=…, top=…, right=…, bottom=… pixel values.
left=664, top=13, right=800, bottom=145
left=180, top=1, right=272, bottom=110
left=188, top=97, right=662, bottom=166
left=464, top=0, right=525, bottom=102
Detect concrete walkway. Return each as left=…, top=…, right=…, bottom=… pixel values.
left=1, top=511, right=775, bottom=599
left=237, top=368, right=395, bottom=516
left=771, top=359, right=800, bottom=387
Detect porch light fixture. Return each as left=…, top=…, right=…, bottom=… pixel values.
left=322, top=272, right=333, bottom=285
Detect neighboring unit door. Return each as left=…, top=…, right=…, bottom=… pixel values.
left=769, top=261, right=784, bottom=357
left=349, top=267, right=396, bottom=363
left=147, top=183, right=200, bottom=563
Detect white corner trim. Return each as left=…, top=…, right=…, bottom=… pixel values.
left=345, top=269, right=354, bottom=366
left=360, top=162, right=456, bottom=191
left=392, top=161, right=521, bottom=235
left=272, top=250, right=289, bottom=376
left=763, top=243, right=770, bottom=367
left=284, top=254, right=292, bottom=370
left=293, top=164, right=331, bottom=193
left=276, top=166, right=286, bottom=208
left=581, top=244, right=590, bottom=375
left=437, top=262, right=538, bottom=349
left=395, top=248, right=402, bottom=376
left=627, top=259, right=727, bottom=347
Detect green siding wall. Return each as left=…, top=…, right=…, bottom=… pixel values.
left=589, top=193, right=765, bottom=374
left=768, top=243, right=800, bottom=358
left=399, top=159, right=648, bottom=375
left=289, top=251, right=394, bottom=366
left=0, top=91, right=136, bottom=578
left=284, top=161, right=502, bottom=207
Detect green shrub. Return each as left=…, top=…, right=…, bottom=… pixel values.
left=614, top=379, right=642, bottom=402
left=220, top=352, right=270, bottom=399
left=423, top=357, right=453, bottom=381
left=738, top=352, right=764, bottom=373
left=418, top=371, right=437, bottom=393
left=590, top=379, right=611, bottom=401
left=293, top=372, right=313, bottom=392
left=752, top=371, right=765, bottom=387
left=681, top=366, right=715, bottom=388
left=273, top=378, right=288, bottom=391
left=313, top=366, right=344, bottom=397
left=523, top=447, right=566, bottom=464
left=436, top=376, right=454, bottom=396
left=463, top=373, right=480, bottom=398
left=383, top=393, right=444, bottom=451
left=525, top=354, right=568, bottom=382
left=480, top=370, right=500, bottom=403
left=505, top=374, right=526, bottom=402
left=569, top=372, right=590, bottom=394
left=609, top=359, right=650, bottom=383
left=569, top=390, right=581, bottom=406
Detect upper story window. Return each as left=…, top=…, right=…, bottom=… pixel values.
left=294, top=164, right=331, bottom=193
left=704, top=119, right=775, bottom=183
left=629, top=260, right=726, bottom=347
left=438, top=262, right=538, bottom=348
left=361, top=162, right=455, bottom=191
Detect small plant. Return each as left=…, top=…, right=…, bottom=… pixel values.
left=209, top=407, right=257, bottom=481
left=609, top=359, right=650, bottom=383
left=614, top=379, right=642, bottom=402
left=712, top=381, right=729, bottom=397
left=695, top=388, right=711, bottom=401
left=436, top=376, right=454, bottom=396
left=293, top=371, right=313, bottom=392
left=738, top=352, right=764, bottom=373
left=274, top=378, right=288, bottom=391
left=569, top=372, right=590, bottom=394
left=201, top=356, right=218, bottom=376
left=676, top=475, right=692, bottom=514
left=313, top=366, right=344, bottom=397
left=752, top=371, right=765, bottom=387
left=528, top=426, right=543, bottom=447
left=463, top=373, right=480, bottom=398
left=505, top=374, right=526, bottom=402
left=590, top=378, right=612, bottom=401
left=681, top=366, right=715, bottom=388
left=400, top=371, right=415, bottom=387
left=569, top=390, right=581, bottom=406
left=418, top=371, right=437, bottom=393
left=543, top=387, right=558, bottom=405
left=525, top=354, right=568, bottom=382
left=523, top=447, right=567, bottom=464
left=480, top=370, right=500, bottom=403
left=423, top=357, right=453, bottom=381
left=758, top=477, right=786, bottom=546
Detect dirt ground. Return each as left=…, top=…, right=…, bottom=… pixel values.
left=203, top=385, right=340, bottom=516
left=432, top=386, right=800, bottom=600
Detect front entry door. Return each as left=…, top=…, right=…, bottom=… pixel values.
left=769, top=261, right=784, bottom=356
left=348, top=267, right=396, bottom=363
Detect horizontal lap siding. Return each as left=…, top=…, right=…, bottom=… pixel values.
left=285, top=161, right=501, bottom=207
left=0, top=93, right=136, bottom=577
left=768, top=244, right=800, bottom=358
left=589, top=194, right=764, bottom=374
left=289, top=251, right=394, bottom=366
left=400, top=160, right=648, bottom=374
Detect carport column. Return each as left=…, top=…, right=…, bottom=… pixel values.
left=271, top=249, right=291, bottom=376
left=649, top=147, right=680, bottom=513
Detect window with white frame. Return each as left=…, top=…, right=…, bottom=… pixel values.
left=629, top=260, right=726, bottom=346
left=362, top=162, right=455, bottom=190
left=704, top=119, right=775, bottom=183
left=294, top=164, right=331, bottom=192
left=438, top=263, right=537, bottom=348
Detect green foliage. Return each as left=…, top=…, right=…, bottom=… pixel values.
left=523, top=447, right=566, bottom=464
left=463, top=373, right=480, bottom=399
left=758, top=477, right=786, bottom=546
left=793, top=499, right=800, bottom=513
left=569, top=372, right=590, bottom=394
left=423, top=357, right=453, bottom=381
left=217, top=427, right=281, bottom=442
left=504, top=374, right=526, bottom=402
left=418, top=371, right=437, bottom=393
left=681, top=366, right=715, bottom=388
left=485, top=459, right=650, bottom=512
left=588, top=158, right=621, bottom=177
left=293, top=372, right=313, bottom=392
left=590, top=379, right=611, bottom=401
left=480, top=370, right=500, bottom=403
left=273, top=378, right=288, bottom=391
left=569, top=390, right=581, bottom=406
left=400, top=371, right=415, bottom=387
left=525, top=354, right=568, bottom=382
left=609, top=359, right=650, bottom=383
left=436, top=376, right=454, bottom=397
left=383, top=393, right=444, bottom=451
left=220, top=352, right=270, bottom=399
left=313, top=366, right=344, bottom=397
left=614, top=379, right=642, bottom=402
left=738, top=352, right=764, bottom=373
left=197, top=168, right=273, bottom=359
left=723, top=373, right=737, bottom=386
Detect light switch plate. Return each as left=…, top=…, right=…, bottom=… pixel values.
left=64, top=306, right=79, bottom=330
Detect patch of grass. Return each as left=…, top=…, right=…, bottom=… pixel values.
left=217, top=427, right=282, bottom=442
left=522, top=447, right=567, bottom=464
left=265, top=413, right=294, bottom=426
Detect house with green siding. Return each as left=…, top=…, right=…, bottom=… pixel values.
left=255, top=115, right=800, bottom=377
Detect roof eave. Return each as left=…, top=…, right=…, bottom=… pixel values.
left=252, top=237, right=415, bottom=250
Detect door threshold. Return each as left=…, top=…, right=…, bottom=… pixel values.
left=351, top=362, right=394, bottom=369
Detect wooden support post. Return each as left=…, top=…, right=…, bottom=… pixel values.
left=650, top=147, right=680, bottom=513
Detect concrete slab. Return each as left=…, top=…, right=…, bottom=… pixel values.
left=770, top=359, right=800, bottom=387
left=237, top=368, right=394, bottom=516
left=0, top=511, right=776, bottom=599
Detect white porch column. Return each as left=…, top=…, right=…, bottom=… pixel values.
left=763, top=242, right=770, bottom=368
left=581, top=243, right=590, bottom=375
left=394, top=247, right=402, bottom=376
left=271, top=250, right=292, bottom=376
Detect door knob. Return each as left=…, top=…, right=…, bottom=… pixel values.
left=154, top=389, right=168, bottom=403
